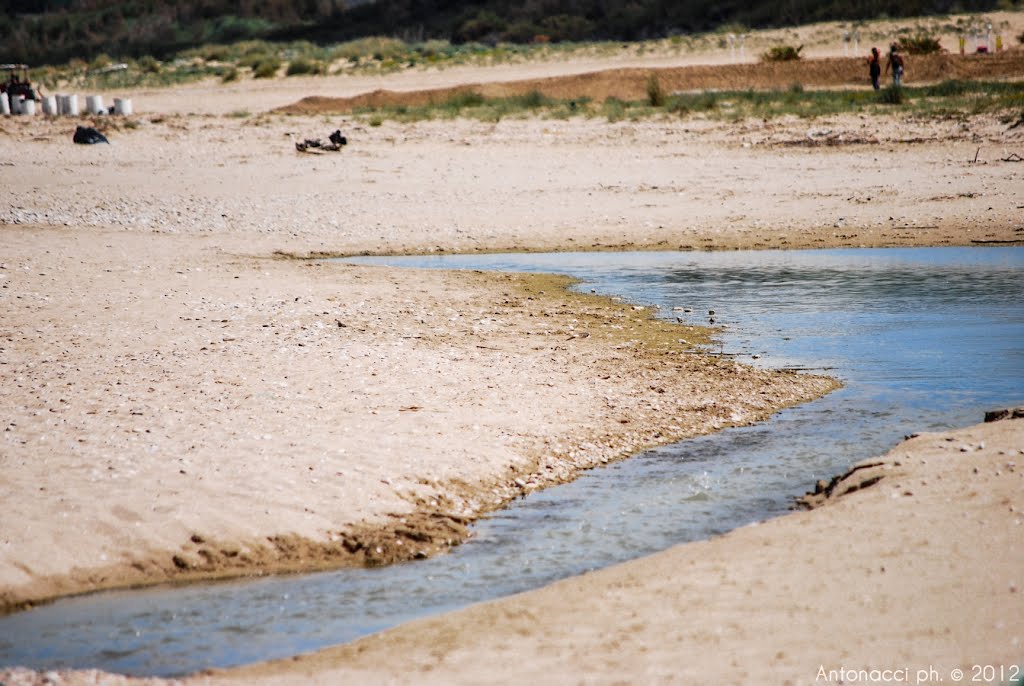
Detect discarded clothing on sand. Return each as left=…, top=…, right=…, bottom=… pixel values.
left=296, top=129, right=347, bottom=153
left=73, top=126, right=109, bottom=145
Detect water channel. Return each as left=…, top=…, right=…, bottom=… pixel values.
left=1, top=247, right=1021, bottom=677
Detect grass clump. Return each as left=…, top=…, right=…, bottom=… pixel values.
left=331, top=36, right=410, bottom=64
left=443, top=90, right=487, bottom=113
left=879, top=85, right=905, bottom=104
left=924, top=80, right=970, bottom=97
left=285, top=58, right=323, bottom=76
left=601, top=96, right=627, bottom=121
left=761, top=45, right=803, bottom=62
left=646, top=73, right=666, bottom=107
left=898, top=33, right=943, bottom=54
left=251, top=57, right=281, bottom=79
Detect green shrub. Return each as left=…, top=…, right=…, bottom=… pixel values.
left=502, top=21, right=543, bottom=43
left=692, top=91, right=720, bottom=111
left=414, top=39, right=452, bottom=59
left=237, top=41, right=275, bottom=60
left=667, top=97, right=690, bottom=115
left=456, top=10, right=507, bottom=43
left=445, top=91, right=486, bottom=109
left=137, top=55, right=161, bottom=74
left=646, top=73, right=666, bottom=107
left=538, top=13, right=595, bottom=42
left=193, top=43, right=231, bottom=62
left=252, top=58, right=280, bottom=79
left=207, top=16, right=274, bottom=45
left=454, top=10, right=507, bottom=43
left=239, top=52, right=267, bottom=69
left=90, top=53, right=114, bottom=70
left=761, top=45, right=803, bottom=62
left=286, top=58, right=321, bottom=76
left=221, top=66, right=239, bottom=82
left=331, top=36, right=409, bottom=63
left=899, top=33, right=942, bottom=54
left=602, top=96, right=627, bottom=121
left=514, top=90, right=550, bottom=109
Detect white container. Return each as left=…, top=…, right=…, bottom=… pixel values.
left=66, top=94, right=80, bottom=116
left=0, top=92, right=9, bottom=115
left=42, top=95, right=57, bottom=115
left=113, top=97, right=132, bottom=116
left=86, top=94, right=104, bottom=115
left=22, top=98, right=36, bottom=115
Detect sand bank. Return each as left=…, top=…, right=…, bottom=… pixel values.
left=1, top=36, right=1022, bottom=683
left=0, top=225, right=833, bottom=612
left=194, top=414, right=1023, bottom=686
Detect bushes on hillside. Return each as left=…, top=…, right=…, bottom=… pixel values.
left=761, top=45, right=803, bottom=62
left=898, top=33, right=943, bottom=54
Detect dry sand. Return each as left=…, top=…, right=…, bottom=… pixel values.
left=1, top=19, right=1023, bottom=685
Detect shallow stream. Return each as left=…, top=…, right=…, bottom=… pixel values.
left=1, top=247, right=1021, bottom=676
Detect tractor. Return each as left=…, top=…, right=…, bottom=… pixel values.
left=1, top=64, right=41, bottom=102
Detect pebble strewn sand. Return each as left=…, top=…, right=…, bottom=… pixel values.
left=2, top=32, right=1023, bottom=684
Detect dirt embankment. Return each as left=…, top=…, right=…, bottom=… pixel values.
left=279, top=51, right=1024, bottom=114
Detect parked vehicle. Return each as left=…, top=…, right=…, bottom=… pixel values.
left=1, top=64, right=40, bottom=102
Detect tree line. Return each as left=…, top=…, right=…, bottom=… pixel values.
left=0, top=0, right=1007, bottom=66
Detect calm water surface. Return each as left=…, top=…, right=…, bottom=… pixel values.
left=1, top=247, right=1021, bottom=676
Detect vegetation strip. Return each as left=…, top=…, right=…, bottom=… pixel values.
left=280, top=79, right=1024, bottom=124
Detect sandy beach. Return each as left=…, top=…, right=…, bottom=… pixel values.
left=1, top=17, right=1023, bottom=684
left=195, top=415, right=1023, bottom=686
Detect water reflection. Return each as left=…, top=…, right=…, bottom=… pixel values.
left=1, top=248, right=1021, bottom=676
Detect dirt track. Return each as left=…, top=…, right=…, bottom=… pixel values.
left=279, top=51, right=1024, bottom=114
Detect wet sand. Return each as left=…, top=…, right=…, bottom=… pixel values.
left=1, top=19, right=1023, bottom=684
left=199, top=415, right=1023, bottom=686
left=1, top=219, right=841, bottom=610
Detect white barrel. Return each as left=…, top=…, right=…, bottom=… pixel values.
left=22, top=98, right=36, bottom=115
left=42, top=95, right=57, bottom=115
left=66, top=93, right=80, bottom=116
left=86, top=94, right=104, bottom=114
left=10, top=95, right=22, bottom=115
left=0, top=92, right=9, bottom=115
left=113, top=97, right=132, bottom=115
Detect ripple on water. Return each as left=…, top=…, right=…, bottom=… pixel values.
left=0, top=247, right=1021, bottom=677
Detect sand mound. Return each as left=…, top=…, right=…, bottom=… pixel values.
left=278, top=51, right=1024, bottom=114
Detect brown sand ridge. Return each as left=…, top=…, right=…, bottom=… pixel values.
left=278, top=52, right=1024, bottom=114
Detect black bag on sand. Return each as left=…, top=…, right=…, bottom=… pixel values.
left=73, top=126, right=109, bottom=144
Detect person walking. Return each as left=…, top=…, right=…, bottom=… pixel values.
left=885, top=44, right=905, bottom=87
left=867, top=47, right=882, bottom=90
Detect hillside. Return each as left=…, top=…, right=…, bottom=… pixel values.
left=1, top=0, right=1011, bottom=66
